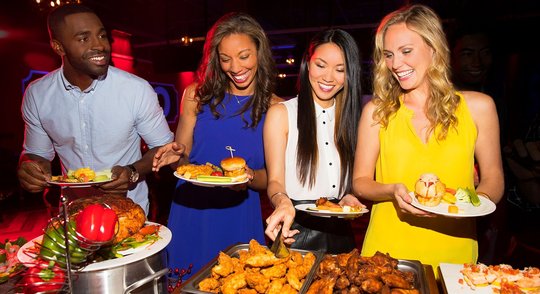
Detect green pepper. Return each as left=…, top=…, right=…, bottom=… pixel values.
left=39, top=220, right=87, bottom=266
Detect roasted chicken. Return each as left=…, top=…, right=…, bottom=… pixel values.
left=307, top=250, right=418, bottom=294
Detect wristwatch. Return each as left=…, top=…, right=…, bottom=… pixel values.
left=126, top=164, right=139, bottom=184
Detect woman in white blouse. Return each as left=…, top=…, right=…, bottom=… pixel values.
left=263, top=29, right=365, bottom=253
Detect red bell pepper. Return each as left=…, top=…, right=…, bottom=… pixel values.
left=22, top=260, right=65, bottom=294
left=76, top=204, right=118, bottom=243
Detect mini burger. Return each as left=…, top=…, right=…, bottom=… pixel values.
left=220, top=157, right=247, bottom=182
left=414, top=173, right=446, bottom=206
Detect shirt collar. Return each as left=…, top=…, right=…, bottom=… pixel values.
left=314, top=100, right=335, bottom=122
left=60, top=66, right=103, bottom=93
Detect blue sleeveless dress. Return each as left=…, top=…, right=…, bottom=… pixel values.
left=165, top=93, right=266, bottom=278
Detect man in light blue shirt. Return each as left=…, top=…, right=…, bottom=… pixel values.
left=17, top=4, right=173, bottom=214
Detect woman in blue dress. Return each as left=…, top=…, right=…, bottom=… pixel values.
left=152, top=12, right=282, bottom=279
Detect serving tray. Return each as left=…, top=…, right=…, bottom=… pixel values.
left=180, top=243, right=324, bottom=294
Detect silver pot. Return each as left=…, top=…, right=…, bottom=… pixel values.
left=70, top=250, right=168, bottom=294
left=68, top=223, right=172, bottom=294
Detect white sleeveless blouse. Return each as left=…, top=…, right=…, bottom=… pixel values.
left=282, top=97, right=343, bottom=200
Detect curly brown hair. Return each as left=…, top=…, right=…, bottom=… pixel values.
left=195, top=12, right=276, bottom=128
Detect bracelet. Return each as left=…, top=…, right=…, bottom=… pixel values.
left=476, top=191, right=491, bottom=201
left=269, top=192, right=288, bottom=202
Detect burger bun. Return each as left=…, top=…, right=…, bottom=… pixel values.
left=414, top=173, right=446, bottom=206
left=220, top=157, right=247, bottom=182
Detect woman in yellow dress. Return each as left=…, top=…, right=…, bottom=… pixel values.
left=352, top=4, right=504, bottom=275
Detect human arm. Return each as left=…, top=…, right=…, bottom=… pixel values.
left=152, top=84, right=198, bottom=171
left=464, top=91, right=505, bottom=203
left=244, top=94, right=285, bottom=191
left=17, top=153, right=52, bottom=193
left=18, top=87, right=56, bottom=193
left=263, top=103, right=298, bottom=243
left=352, top=102, right=430, bottom=215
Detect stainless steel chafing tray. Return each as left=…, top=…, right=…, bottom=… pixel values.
left=396, top=259, right=430, bottom=294
left=304, top=257, right=429, bottom=294
left=180, top=243, right=324, bottom=294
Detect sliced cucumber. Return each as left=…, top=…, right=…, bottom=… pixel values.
left=196, top=175, right=232, bottom=183
left=467, top=188, right=481, bottom=207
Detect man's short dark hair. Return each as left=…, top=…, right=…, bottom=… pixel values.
left=47, top=4, right=96, bottom=40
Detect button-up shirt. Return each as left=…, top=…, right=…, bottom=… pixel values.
left=21, top=66, right=174, bottom=213
left=282, top=97, right=342, bottom=200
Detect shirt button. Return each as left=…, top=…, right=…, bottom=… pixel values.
left=82, top=123, right=86, bottom=127
left=332, top=185, right=336, bottom=188
left=323, top=110, right=326, bottom=113
left=329, top=162, right=332, bottom=166
left=323, top=121, right=326, bottom=124
left=325, top=142, right=329, bottom=145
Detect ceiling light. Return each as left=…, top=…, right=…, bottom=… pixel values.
left=35, top=0, right=81, bottom=10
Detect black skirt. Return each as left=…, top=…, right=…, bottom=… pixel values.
left=290, top=199, right=357, bottom=254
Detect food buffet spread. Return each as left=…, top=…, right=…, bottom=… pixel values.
left=4, top=167, right=538, bottom=294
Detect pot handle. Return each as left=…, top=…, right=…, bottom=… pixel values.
left=124, top=267, right=169, bottom=294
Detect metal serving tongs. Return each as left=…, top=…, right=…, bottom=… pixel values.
left=270, top=226, right=290, bottom=258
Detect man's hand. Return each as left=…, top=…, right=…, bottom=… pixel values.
left=17, top=155, right=51, bottom=193
left=97, top=165, right=130, bottom=195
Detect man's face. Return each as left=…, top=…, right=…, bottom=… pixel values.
left=452, top=33, right=492, bottom=87
left=54, top=12, right=111, bottom=81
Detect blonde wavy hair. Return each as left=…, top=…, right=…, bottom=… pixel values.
left=372, top=4, right=459, bottom=140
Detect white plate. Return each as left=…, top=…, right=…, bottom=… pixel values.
left=17, top=221, right=171, bottom=272
left=439, top=263, right=493, bottom=293
left=409, top=192, right=496, bottom=217
left=174, top=171, right=248, bottom=187
left=295, top=203, right=369, bottom=218
left=47, top=178, right=113, bottom=188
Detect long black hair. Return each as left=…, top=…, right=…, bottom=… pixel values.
left=296, top=29, right=362, bottom=195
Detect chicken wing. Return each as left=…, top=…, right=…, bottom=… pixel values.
left=220, top=272, right=247, bottom=294
left=212, top=252, right=234, bottom=277
left=198, top=277, right=220, bottom=293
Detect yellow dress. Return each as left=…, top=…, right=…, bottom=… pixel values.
left=361, top=93, right=478, bottom=276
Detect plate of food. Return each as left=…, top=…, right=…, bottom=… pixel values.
left=174, top=157, right=249, bottom=187
left=0, top=237, right=26, bottom=284
left=18, top=196, right=171, bottom=271
left=408, top=173, right=496, bottom=217
left=17, top=222, right=171, bottom=271
left=47, top=167, right=113, bottom=187
left=439, top=262, right=540, bottom=294
left=295, top=198, right=369, bottom=218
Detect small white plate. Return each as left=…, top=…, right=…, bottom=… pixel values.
left=174, top=171, right=248, bottom=187
left=439, top=263, right=493, bottom=293
left=47, top=178, right=113, bottom=188
left=409, top=192, right=496, bottom=217
left=17, top=222, right=171, bottom=271
left=295, top=203, right=369, bottom=218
